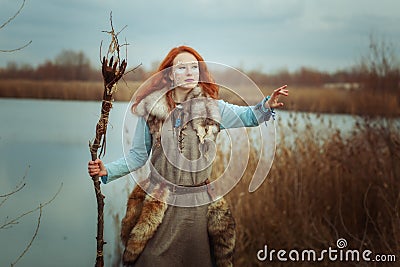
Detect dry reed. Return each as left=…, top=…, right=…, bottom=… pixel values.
left=213, top=115, right=400, bottom=266
left=1, top=80, right=399, bottom=116
left=259, top=86, right=400, bottom=117
left=0, top=80, right=140, bottom=101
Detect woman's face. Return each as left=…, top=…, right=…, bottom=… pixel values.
left=171, top=52, right=200, bottom=90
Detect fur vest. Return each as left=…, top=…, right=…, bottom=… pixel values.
left=120, top=86, right=236, bottom=266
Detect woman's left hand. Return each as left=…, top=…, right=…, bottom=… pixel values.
left=266, top=85, right=289, bottom=109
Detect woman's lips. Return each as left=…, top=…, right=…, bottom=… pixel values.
left=184, top=79, right=195, bottom=82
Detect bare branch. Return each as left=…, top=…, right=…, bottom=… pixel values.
left=0, top=0, right=32, bottom=52
left=99, top=40, right=103, bottom=65
left=101, top=11, right=128, bottom=65
left=0, top=183, right=25, bottom=209
left=0, top=183, right=26, bottom=198
left=124, top=63, right=142, bottom=76
left=0, top=183, right=63, bottom=230
left=116, top=25, right=128, bottom=38
left=0, top=166, right=29, bottom=198
left=0, top=0, right=26, bottom=30
left=0, top=166, right=30, bottom=209
left=0, top=40, right=32, bottom=53
left=10, top=204, right=42, bottom=267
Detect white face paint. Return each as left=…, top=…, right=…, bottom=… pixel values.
left=174, top=61, right=199, bottom=75
left=171, top=52, right=200, bottom=90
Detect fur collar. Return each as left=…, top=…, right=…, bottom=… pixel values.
left=134, top=87, right=171, bottom=120
left=134, top=86, right=205, bottom=120
left=134, top=86, right=220, bottom=146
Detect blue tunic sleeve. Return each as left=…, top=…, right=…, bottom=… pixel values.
left=101, top=117, right=151, bottom=184
left=218, top=96, right=275, bottom=129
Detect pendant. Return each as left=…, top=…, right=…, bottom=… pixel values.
left=174, top=118, right=182, bottom=128
left=174, top=104, right=183, bottom=128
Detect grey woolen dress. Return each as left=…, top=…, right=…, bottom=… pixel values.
left=133, top=116, right=217, bottom=267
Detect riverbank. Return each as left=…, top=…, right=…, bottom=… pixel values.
left=0, top=79, right=399, bottom=117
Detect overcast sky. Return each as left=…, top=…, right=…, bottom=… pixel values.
left=1, top=0, right=399, bottom=73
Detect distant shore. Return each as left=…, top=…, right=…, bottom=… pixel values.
left=0, top=80, right=399, bottom=117
left=0, top=80, right=139, bottom=102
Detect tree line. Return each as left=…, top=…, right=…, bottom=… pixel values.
left=1, top=37, right=399, bottom=92
left=0, top=50, right=147, bottom=81
left=0, top=52, right=357, bottom=86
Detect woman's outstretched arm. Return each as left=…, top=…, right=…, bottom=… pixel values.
left=219, top=85, right=288, bottom=129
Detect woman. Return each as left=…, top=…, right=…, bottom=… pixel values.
left=88, top=45, right=288, bottom=266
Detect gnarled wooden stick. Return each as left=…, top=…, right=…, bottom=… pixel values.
left=89, top=12, right=127, bottom=267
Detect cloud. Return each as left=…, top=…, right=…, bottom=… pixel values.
left=1, top=0, right=399, bottom=72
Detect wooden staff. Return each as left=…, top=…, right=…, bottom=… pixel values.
left=89, top=13, right=127, bottom=267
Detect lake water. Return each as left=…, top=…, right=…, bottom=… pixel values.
left=0, top=98, right=132, bottom=267
left=0, top=98, right=363, bottom=267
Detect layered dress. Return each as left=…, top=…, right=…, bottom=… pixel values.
left=101, top=87, right=274, bottom=266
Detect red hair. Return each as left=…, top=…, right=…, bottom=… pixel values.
left=132, top=46, right=219, bottom=111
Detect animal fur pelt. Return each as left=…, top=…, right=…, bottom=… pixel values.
left=120, top=182, right=148, bottom=245
left=122, top=184, right=169, bottom=265
left=121, top=184, right=235, bottom=267
left=208, top=198, right=236, bottom=267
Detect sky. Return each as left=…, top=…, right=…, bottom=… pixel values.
left=0, top=0, right=400, bottom=73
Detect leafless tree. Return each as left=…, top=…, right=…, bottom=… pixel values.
left=356, top=34, right=400, bottom=92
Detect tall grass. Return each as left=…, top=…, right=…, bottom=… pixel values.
left=215, top=115, right=400, bottom=266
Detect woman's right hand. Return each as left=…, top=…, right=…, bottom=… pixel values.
left=88, top=159, right=107, bottom=177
